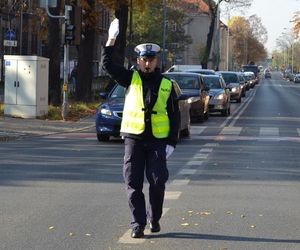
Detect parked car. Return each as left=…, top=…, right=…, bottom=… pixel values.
left=202, top=75, right=231, bottom=116
left=163, top=72, right=210, bottom=122
left=218, top=71, right=243, bottom=103
left=166, top=64, right=202, bottom=72
left=186, top=69, right=216, bottom=75
left=237, top=72, right=247, bottom=97
left=166, top=65, right=216, bottom=75
left=264, top=69, right=271, bottom=79
left=243, top=71, right=256, bottom=88
left=95, top=82, right=191, bottom=141
left=294, top=73, right=300, bottom=83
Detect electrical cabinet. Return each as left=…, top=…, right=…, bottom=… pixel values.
left=4, top=55, right=49, bottom=118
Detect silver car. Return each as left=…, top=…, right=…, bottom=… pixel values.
left=203, top=75, right=231, bottom=116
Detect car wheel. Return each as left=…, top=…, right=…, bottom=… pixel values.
left=221, top=105, right=230, bottom=116
left=198, top=105, right=205, bottom=122
left=181, top=124, right=191, bottom=137
left=204, top=111, right=209, bottom=120
left=97, top=134, right=110, bottom=142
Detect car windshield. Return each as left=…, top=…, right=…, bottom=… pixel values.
left=167, top=75, right=200, bottom=89
left=110, top=85, right=126, bottom=99
left=244, top=74, right=254, bottom=80
left=203, top=77, right=221, bottom=89
left=221, top=73, right=238, bottom=84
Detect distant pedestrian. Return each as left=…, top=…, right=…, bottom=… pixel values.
left=102, top=18, right=180, bottom=238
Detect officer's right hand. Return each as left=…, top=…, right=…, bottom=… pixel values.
left=108, top=18, right=119, bottom=40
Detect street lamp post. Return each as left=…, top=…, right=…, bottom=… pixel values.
left=161, top=0, right=167, bottom=71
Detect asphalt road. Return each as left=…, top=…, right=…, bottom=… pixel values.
left=0, top=72, right=299, bottom=250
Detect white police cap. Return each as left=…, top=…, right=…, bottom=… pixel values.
left=134, top=43, right=160, bottom=57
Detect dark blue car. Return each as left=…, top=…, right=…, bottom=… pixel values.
left=95, top=83, right=191, bottom=142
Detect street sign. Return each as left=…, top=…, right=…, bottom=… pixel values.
left=4, top=40, right=18, bottom=47
left=5, top=30, right=16, bottom=40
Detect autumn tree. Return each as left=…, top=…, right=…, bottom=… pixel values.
left=229, top=15, right=267, bottom=66
left=131, top=0, right=192, bottom=67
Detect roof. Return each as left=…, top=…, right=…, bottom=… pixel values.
left=178, top=0, right=210, bottom=14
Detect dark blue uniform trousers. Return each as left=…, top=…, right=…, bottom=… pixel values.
left=123, top=137, right=169, bottom=228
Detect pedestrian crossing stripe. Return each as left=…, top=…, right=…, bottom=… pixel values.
left=118, top=208, right=170, bottom=244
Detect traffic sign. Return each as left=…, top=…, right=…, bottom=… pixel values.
left=4, top=40, right=18, bottom=47
left=5, top=30, right=16, bottom=40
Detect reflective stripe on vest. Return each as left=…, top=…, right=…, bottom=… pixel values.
left=120, top=70, right=172, bottom=138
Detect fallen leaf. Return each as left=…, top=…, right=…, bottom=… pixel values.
left=85, top=233, right=92, bottom=237
left=69, top=232, right=75, bottom=236
left=226, top=211, right=233, bottom=215
left=250, top=225, right=256, bottom=228
left=48, top=226, right=55, bottom=230
left=241, top=214, right=246, bottom=218
left=200, top=211, right=211, bottom=216
left=181, top=223, right=190, bottom=226
left=188, top=210, right=193, bottom=213
left=194, top=223, right=199, bottom=226
left=259, top=214, right=263, bottom=217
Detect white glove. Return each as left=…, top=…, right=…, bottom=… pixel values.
left=108, top=18, right=119, bottom=39
left=166, top=145, right=175, bottom=159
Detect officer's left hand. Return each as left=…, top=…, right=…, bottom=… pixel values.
left=166, top=145, right=175, bottom=159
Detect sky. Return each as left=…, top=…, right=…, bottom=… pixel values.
left=222, top=0, right=300, bottom=54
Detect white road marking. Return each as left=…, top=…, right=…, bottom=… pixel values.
left=297, top=128, right=300, bottom=136
left=199, top=148, right=213, bottom=153
left=259, top=127, right=279, bottom=136
left=204, top=143, right=219, bottom=147
left=170, top=179, right=190, bottom=186
left=178, top=169, right=197, bottom=175
left=193, top=153, right=209, bottom=159
left=118, top=208, right=170, bottom=244
left=220, top=126, right=242, bottom=135
left=186, top=160, right=204, bottom=166
left=165, top=191, right=182, bottom=200
left=190, top=126, right=206, bottom=135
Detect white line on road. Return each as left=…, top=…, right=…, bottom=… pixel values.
left=220, top=126, right=242, bottom=135
left=170, top=179, right=190, bottom=186
left=118, top=208, right=170, bottom=244
left=178, top=169, right=197, bottom=175
left=165, top=191, right=182, bottom=200
left=259, top=127, right=279, bottom=137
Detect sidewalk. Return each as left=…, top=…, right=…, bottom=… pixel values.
left=0, top=115, right=95, bottom=142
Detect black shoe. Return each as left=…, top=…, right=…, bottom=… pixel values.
left=131, top=226, right=145, bottom=238
left=150, top=221, right=160, bottom=233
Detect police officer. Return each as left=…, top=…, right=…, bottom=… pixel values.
left=102, top=19, right=180, bottom=238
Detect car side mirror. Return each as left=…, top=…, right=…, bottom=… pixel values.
left=99, top=92, right=108, bottom=99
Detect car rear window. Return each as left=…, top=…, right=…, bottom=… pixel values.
left=167, top=75, right=200, bottom=89
left=221, top=73, right=238, bottom=84
left=203, top=77, right=221, bottom=88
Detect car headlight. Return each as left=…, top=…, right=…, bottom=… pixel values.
left=215, top=93, right=224, bottom=100
left=100, top=107, right=113, bottom=116
left=231, top=87, right=237, bottom=92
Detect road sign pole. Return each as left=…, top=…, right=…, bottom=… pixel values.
left=62, top=5, right=71, bottom=121
left=45, top=0, right=70, bottom=121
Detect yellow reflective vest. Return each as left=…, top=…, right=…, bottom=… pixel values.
left=120, top=70, right=172, bottom=138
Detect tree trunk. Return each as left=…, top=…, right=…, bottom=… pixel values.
left=201, top=13, right=216, bottom=69
left=76, top=28, right=95, bottom=102
left=46, top=4, right=62, bottom=106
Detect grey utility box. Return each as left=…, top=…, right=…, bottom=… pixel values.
left=4, top=55, right=49, bottom=118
